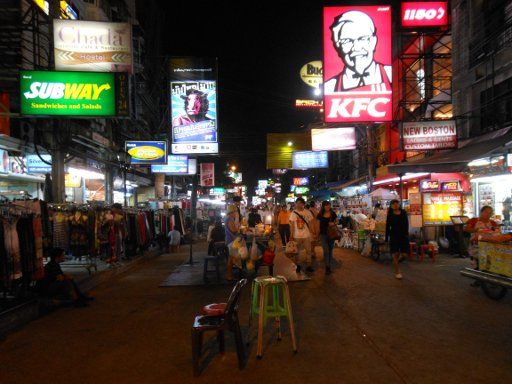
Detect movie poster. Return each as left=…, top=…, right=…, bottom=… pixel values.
left=169, top=57, right=219, bottom=154
left=323, top=5, right=392, bottom=122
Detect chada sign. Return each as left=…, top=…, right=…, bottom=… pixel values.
left=20, top=71, right=116, bottom=117
left=401, top=2, right=449, bottom=28
left=300, top=61, right=323, bottom=89
left=125, top=141, right=167, bottom=165
left=420, top=179, right=441, bottom=192
left=402, top=120, right=457, bottom=151
left=54, top=20, right=133, bottom=73
left=323, top=6, right=392, bottom=122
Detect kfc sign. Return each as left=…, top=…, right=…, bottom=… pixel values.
left=401, top=2, right=449, bottom=27
left=402, top=120, right=457, bottom=151
left=323, top=6, right=392, bottom=122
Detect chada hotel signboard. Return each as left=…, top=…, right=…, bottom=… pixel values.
left=54, top=20, right=133, bottom=73
left=20, top=71, right=116, bottom=117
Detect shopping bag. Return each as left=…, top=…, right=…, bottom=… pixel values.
left=314, top=245, right=324, bottom=261
left=285, top=240, right=298, bottom=254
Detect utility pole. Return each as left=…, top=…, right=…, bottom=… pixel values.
left=366, top=125, right=375, bottom=191
left=49, top=0, right=66, bottom=203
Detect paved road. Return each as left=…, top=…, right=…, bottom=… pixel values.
left=1, top=247, right=511, bottom=384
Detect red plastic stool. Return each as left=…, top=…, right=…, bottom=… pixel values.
left=420, top=244, right=437, bottom=262
left=409, top=242, right=418, bottom=260
left=201, top=303, right=227, bottom=316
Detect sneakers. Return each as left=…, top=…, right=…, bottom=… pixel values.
left=395, top=273, right=403, bottom=280
left=325, top=267, right=332, bottom=275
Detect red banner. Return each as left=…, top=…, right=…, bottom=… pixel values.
left=401, top=2, right=449, bottom=28
left=200, top=163, right=215, bottom=187
left=323, top=5, right=392, bottom=122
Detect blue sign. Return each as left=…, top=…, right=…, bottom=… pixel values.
left=27, top=154, right=52, bottom=174
left=125, top=141, right=167, bottom=165
left=292, top=151, right=328, bottom=169
left=151, top=155, right=189, bottom=174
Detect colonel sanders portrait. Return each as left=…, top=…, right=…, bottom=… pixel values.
left=172, top=89, right=211, bottom=127
left=324, top=10, right=392, bottom=93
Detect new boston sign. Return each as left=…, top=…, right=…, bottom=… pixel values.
left=20, top=71, right=116, bottom=117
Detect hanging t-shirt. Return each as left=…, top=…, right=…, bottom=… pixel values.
left=289, top=209, right=314, bottom=239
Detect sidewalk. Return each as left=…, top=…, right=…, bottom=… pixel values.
left=0, top=246, right=511, bottom=384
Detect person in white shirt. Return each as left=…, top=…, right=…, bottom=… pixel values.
left=289, top=197, right=315, bottom=273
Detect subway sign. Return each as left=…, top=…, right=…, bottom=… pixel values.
left=20, top=70, right=116, bottom=116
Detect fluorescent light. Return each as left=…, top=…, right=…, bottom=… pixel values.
left=468, top=156, right=504, bottom=168
left=68, top=167, right=104, bottom=180
left=373, top=173, right=429, bottom=186
left=198, top=198, right=226, bottom=206
left=471, top=174, right=512, bottom=184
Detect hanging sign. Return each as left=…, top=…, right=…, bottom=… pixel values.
left=420, top=179, right=441, bottom=192
left=125, top=141, right=167, bottom=165
left=323, top=5, right=392, bottom=122
left=200, top=163, right=215, bottom=187
left=402, top=120, right=457, bottom=151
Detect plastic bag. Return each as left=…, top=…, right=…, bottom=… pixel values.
left=285, top=240, right=298, bottom=254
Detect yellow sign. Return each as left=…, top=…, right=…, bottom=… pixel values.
left=127, top=146, right=165, bottom=161
left=300, top=61, right=323, bottom=88
left=65, top=173, right=82, bottom=188
left=479, top=242, right=512, bottom=278
left=295, top=99, right=323, bottom=108
left=422, top=192, right=462, bottom=226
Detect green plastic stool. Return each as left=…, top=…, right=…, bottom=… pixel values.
left=248, top=275, right=297, bottom=358
left=356, top=230, right=367, bottom=252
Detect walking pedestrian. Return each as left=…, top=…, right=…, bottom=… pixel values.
left=277, top=204, right=291, bottom=245
left=289, top=197, right=315, bottom=273
left=385, top=199, right=409, bottom=280
left=317, top=201, right=337, bottom=275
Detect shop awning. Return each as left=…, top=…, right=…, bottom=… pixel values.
left=329, top=176, right=367, bottom=191
left=388, top=127, right=512, bottom=174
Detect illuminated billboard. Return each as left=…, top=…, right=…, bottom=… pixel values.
left=292, top=151, right=329, bottom=169
left=27, top=154, right=52, bottom=174
left=402, top=120, right=457, bottom=151
left=293, top=177, right=309, bottom=186
left=401, top=2, right=449, bottom=27
left=54, top=20, right=133, bottom=73
left=323, top=6, right=392, bottom=122
left=300, top=61, right=323, bottom=89
left=311, top=127, right=356, bottom=151
left=151, top=155, right=188, bottom=174
left=200, top=163, right=215, bottom=187
left=125, top=141, right=167, bottom=165
left=169, top=57, right=218, bottom=154
left=20, top=71, right=116, bottom=116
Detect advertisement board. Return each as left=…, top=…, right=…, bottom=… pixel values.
left=295, top=100, right=323, bottom=109
left=420, top=179, right=441, bottom=192
left=401, top=2, right=449, bottom=27
left=422, top=192, right=462, bottom=226
left=295, top=186, right=310, bottom=195
left=54, top=20, right=133, bottom=73
left=0, top=149, right=9, bottom=173
left=402, top=120, right=457, bottom=151
left=125, top=141, right=167, bottom=165
left=20, top=71, right=116, bottom=117
left=300, top=61, right=323, bottom=89
left=442, top=180, right=461, bottom=192
left=169, top=57, right=218, bottom=154
left=27, top=154, right=52, bottom=174
left=151, top=155, right=189, bottom=174
left=188, top=158, right=197, bottom=175
left=65, top=173, right=82, bottom=188
left=200, top=163, right=215, bottom=187
left=311, top=127, right=356, bottom=151
left=293, top=177, right=309, bottom=186
left=323, top=5, right=392, bottom=122
left=229, top=171, right=243, bottom=184
left=292, top=151, right=329, bottom=169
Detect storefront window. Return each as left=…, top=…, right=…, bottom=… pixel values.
left=472, top=174, right=512, bottom=221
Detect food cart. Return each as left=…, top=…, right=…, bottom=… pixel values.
left=461, top=238, right=512, bottom=300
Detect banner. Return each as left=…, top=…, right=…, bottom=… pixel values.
left=311, top=127, right=356, bottom=151
left=27, top=154, right=52, bottom=174
left=402, top=120, right=457, bottom=150
left=125, top=141, right=167, bottom=165
left=20, top=71, right=116, bottom=116
left=323, top=6, right=392, bottom=122
left=200, top=163, right=215, bottom=187
left=401, top=2, right=449, bottom=27
left=169, top=58, right=218, bottom=154
left=54, top=20, right=133, bottom=73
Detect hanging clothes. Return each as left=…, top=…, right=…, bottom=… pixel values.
left=2, top=217, right=22, bottom=281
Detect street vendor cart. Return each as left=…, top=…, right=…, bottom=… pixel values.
left=461, top=238, right=512, bottom=300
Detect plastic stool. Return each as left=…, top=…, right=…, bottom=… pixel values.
left=248, top=276, right=297, bottom=358
left=203, top=255, right=221, bottom=282
left=356, top=230, right=367, bottom=252
left=420, top=244, right=437, bottom=262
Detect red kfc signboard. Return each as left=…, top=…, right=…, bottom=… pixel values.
left=401, top=2, right=449, bottom=27
left=323, top=6, right=392, bottom=123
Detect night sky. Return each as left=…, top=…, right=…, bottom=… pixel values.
left=147, top=0, right=326, bottom=190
